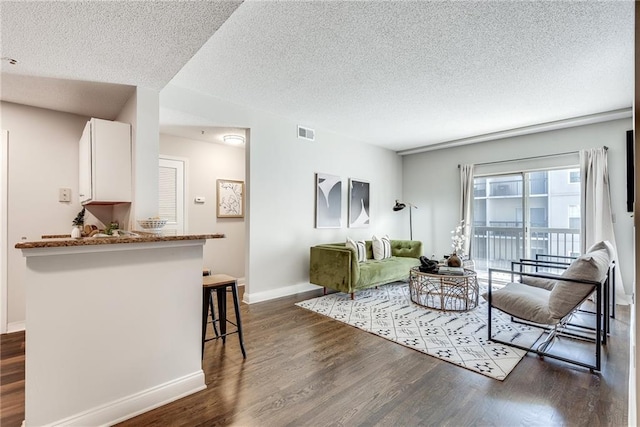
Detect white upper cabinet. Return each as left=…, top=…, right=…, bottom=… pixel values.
left=79, top=118, right=131, bottom=205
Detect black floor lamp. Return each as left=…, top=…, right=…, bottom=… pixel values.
left=393, top=200, right=417, bottom=240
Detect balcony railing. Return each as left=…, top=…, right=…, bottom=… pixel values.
left=471, top=226, right=580, bottom=272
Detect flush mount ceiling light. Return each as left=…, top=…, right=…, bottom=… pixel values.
left=223, top=135, right=245, bottom=145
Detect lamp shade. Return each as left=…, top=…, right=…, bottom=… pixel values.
left=393, top=200, right=406, bottom=211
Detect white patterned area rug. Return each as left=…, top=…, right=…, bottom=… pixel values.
left=296, top=282, right=544, bottom=381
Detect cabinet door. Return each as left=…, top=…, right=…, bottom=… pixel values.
left=78, top=122, right=92, bottom=203
left=91, top=119, right=131, bottom=203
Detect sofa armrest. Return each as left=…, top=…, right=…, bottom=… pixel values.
left=309, top=245, right=358, bottom=293
left=391, top=240, right=422, bottom=259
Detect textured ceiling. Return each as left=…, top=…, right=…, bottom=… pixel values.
left=1, top=73, right=135, bottom=120
left=169, top=0, right=634, bottom=151
left=0, top=0, right=242, bottom=119
left=0, top=1, right=634, bottom=151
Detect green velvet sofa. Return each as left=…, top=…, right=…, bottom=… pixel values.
left=309, top=240, right=422, bottom=298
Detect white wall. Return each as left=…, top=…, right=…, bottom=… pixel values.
left=402, top=118, right=634, bottom=295
left=161, top=84, right=404, bottom=302
left=1, top=101, right=89, bottom=328
left=117, top=88, right=160, bottom=227
left=159, top=133, right=246, bottom=280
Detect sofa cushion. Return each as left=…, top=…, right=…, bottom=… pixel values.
left=357, top=256, right=419, bottom=289
left=346, top=238, right=367, bottom=262
left=372, top=235, right=391, bottom=260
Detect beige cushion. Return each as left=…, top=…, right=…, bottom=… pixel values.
left=372, top=234, right=391, bottom=260
left=547, top=248, right=610, bottom=320
left=346, top=238, right=367, bottom=262
left=483, top=283, right=554, bottom=325
left=486, top=247, right=612, bottom=325
left=521, top=276, right=556, bottom=291
left=586, top=240, right=615, bottom=259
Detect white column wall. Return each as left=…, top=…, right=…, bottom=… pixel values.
left=117, top=88, right=160, bottom=227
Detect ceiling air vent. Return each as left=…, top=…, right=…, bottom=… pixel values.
left=297, top=125, right=315, bottom=141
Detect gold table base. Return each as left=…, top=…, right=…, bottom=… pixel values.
left=409, top=267, right=479, bottom=311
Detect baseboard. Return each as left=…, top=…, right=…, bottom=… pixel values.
left=7, top=321, right=25, bottom=333
left=243, top=282, right=319, bottom=304
left=40, top=370, right=206, bottom=427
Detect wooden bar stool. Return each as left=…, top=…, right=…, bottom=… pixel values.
left=202, top=274, right=246, bottom=359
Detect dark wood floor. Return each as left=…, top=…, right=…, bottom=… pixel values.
left=1, top=286, right=630, bottom=426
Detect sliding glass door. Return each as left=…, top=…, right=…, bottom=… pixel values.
left=471, top=168, right=581, bottom=273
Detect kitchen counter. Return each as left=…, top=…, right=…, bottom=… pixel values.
left=17, top=232, right=224, bottom=426
left=16, top=232, right=224, bottom=249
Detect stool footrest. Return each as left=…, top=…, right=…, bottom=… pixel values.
left=204, top=329, right=240, bottom=343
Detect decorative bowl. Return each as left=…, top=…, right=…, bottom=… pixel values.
left=137, top=219, right=168, bottom=233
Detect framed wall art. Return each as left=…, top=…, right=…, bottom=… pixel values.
left=217, top=179, right=244, bottom=218
left=348, top=178, right=370, bottom=228
left=315, top=173, right=342, bottom=228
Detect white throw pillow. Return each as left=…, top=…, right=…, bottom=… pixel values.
left=372, top=235, right=392, bottom=260
left=346, top=238, right=367, bottom=262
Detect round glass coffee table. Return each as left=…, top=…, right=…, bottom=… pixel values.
left=408, top=266, right=479, bottom=311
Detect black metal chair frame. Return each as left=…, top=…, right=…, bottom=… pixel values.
left=487, top=263, right=607, bottom=372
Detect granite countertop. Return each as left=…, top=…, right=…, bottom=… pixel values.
left=15, top=232, right=225, bottom=249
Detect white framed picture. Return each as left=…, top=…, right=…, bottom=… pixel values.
left=348, top=178, right=370, bottom=228
left=315, top=173, right=342, bottom=228
left=217, top=179, right=244, bottom=218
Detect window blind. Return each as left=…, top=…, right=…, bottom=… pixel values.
left=158, top=166, right=177, bottom=222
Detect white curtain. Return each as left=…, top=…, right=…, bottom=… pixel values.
left=580, top=147, right=629, bottom=304
left=459, top=164, right=474, bottom=259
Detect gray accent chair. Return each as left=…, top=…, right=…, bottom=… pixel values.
left=483, top=243, right=613, bottom=372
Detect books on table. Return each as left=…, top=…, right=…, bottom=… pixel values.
left=438, top=266, right=464, bottom=275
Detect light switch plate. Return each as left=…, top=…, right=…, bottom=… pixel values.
left=194, top=196, right=205, bottom=204
left=59, top=188, right=71, bottom=202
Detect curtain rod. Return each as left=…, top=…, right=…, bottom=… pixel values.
left=458, top=146, right=608, bottom=168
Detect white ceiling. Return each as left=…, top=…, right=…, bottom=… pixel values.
left=1, top=1, right=634, bottom=152
left=161, top=125, right=246, bottom=149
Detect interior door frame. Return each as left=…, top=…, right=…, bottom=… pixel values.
left=1, top=130, right=8, bottom=334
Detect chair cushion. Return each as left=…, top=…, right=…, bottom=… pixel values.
left=547, top=248, right=610, bottom=320
left=484, top=282, right=554, bottom=325
left=586, top=240, right=615, bottom=259
left=520, top=276, right=556, bottom=291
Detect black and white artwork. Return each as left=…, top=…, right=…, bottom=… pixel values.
left=316, top=173, right=342, bottom=228
left=349, top=179, right=370, bottom=228
left=217, top=179, right=244, bottom=218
